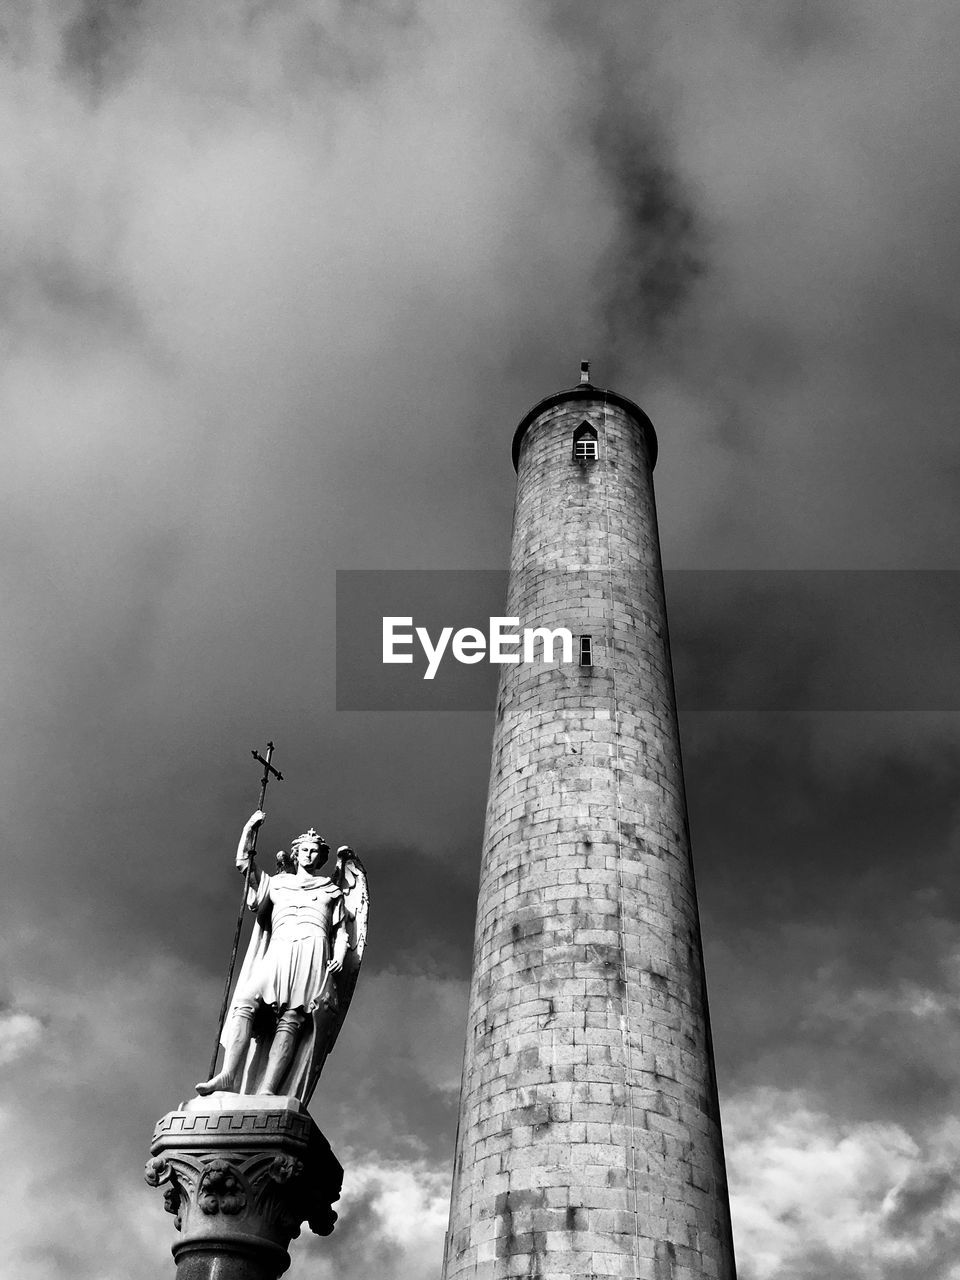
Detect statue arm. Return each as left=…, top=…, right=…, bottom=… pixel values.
left=236, top=809, right=266, bottom=890
left=329, top=921, right=348, bottom=973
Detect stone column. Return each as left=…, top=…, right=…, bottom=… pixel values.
left=145, top=1096, right=343, bottom=1280
left=443, top=378, right=737, bottom=1279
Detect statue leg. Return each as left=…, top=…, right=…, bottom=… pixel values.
left=195, top=1001, right=256, bottom=1095
left=260, top=1008, right=305, bottom=1095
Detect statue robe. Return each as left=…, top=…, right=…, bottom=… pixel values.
left=227, top=869, right=345, bottom=1101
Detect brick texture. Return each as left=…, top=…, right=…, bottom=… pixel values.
left=442, top=389, right=737, bottom=1280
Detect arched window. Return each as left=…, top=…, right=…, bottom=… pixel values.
left=573, top=422, right=598, bottom=463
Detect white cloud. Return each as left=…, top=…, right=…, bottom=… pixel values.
left=0, top=949, right=457, bottom=1280
left=345, top=1157, right=450, bottom=1245
left=726, top=1088, right=960, bottom=1280
left=295, top=1154, right=450, bottom=1280
left=0, top=1009, right=43, bottom=1065
left=804, top=978, right=960, bottom=1029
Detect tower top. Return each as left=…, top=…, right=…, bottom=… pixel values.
left=510, top=367, right=658, bottom=471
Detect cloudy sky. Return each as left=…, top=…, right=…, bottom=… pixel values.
left=2, top=2, right=960, bottom=1277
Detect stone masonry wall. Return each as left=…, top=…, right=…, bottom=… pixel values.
left=442, top=392, right=737, bottom=1280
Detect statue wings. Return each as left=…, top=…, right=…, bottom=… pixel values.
left=327, top=846, right=369, bottom=1056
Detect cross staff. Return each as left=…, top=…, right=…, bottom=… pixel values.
left=207, top=742, right=284, bottom=1079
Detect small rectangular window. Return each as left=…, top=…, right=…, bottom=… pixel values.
left=573, top=438, right=598, bottom=461
left=579, top=635, right=593, bottom=667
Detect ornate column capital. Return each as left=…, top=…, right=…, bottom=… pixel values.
left=146, top=1097, right=343, bottom=1279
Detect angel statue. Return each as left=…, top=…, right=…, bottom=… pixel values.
left=196, top=810, right=369, bottom=1105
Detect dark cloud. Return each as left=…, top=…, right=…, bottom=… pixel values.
left=742, top=0, right=864, bottom=62
left=3, top=2, right=960, bottom=1278
left=670, top=572, right=960, bottom=712
left=884, top=1163, right=956, bottom=1236
left=685, top=710, right=960, bottom=1140
left=599, top=134, right=705, bottom=350
left=62, top=0, right=144, bottom=95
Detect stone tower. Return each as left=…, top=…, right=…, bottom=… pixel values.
left=442, top=368, right=737, bottom=1280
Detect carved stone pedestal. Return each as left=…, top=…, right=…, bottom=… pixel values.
left=146, top=1096, right=343, bottom=1280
